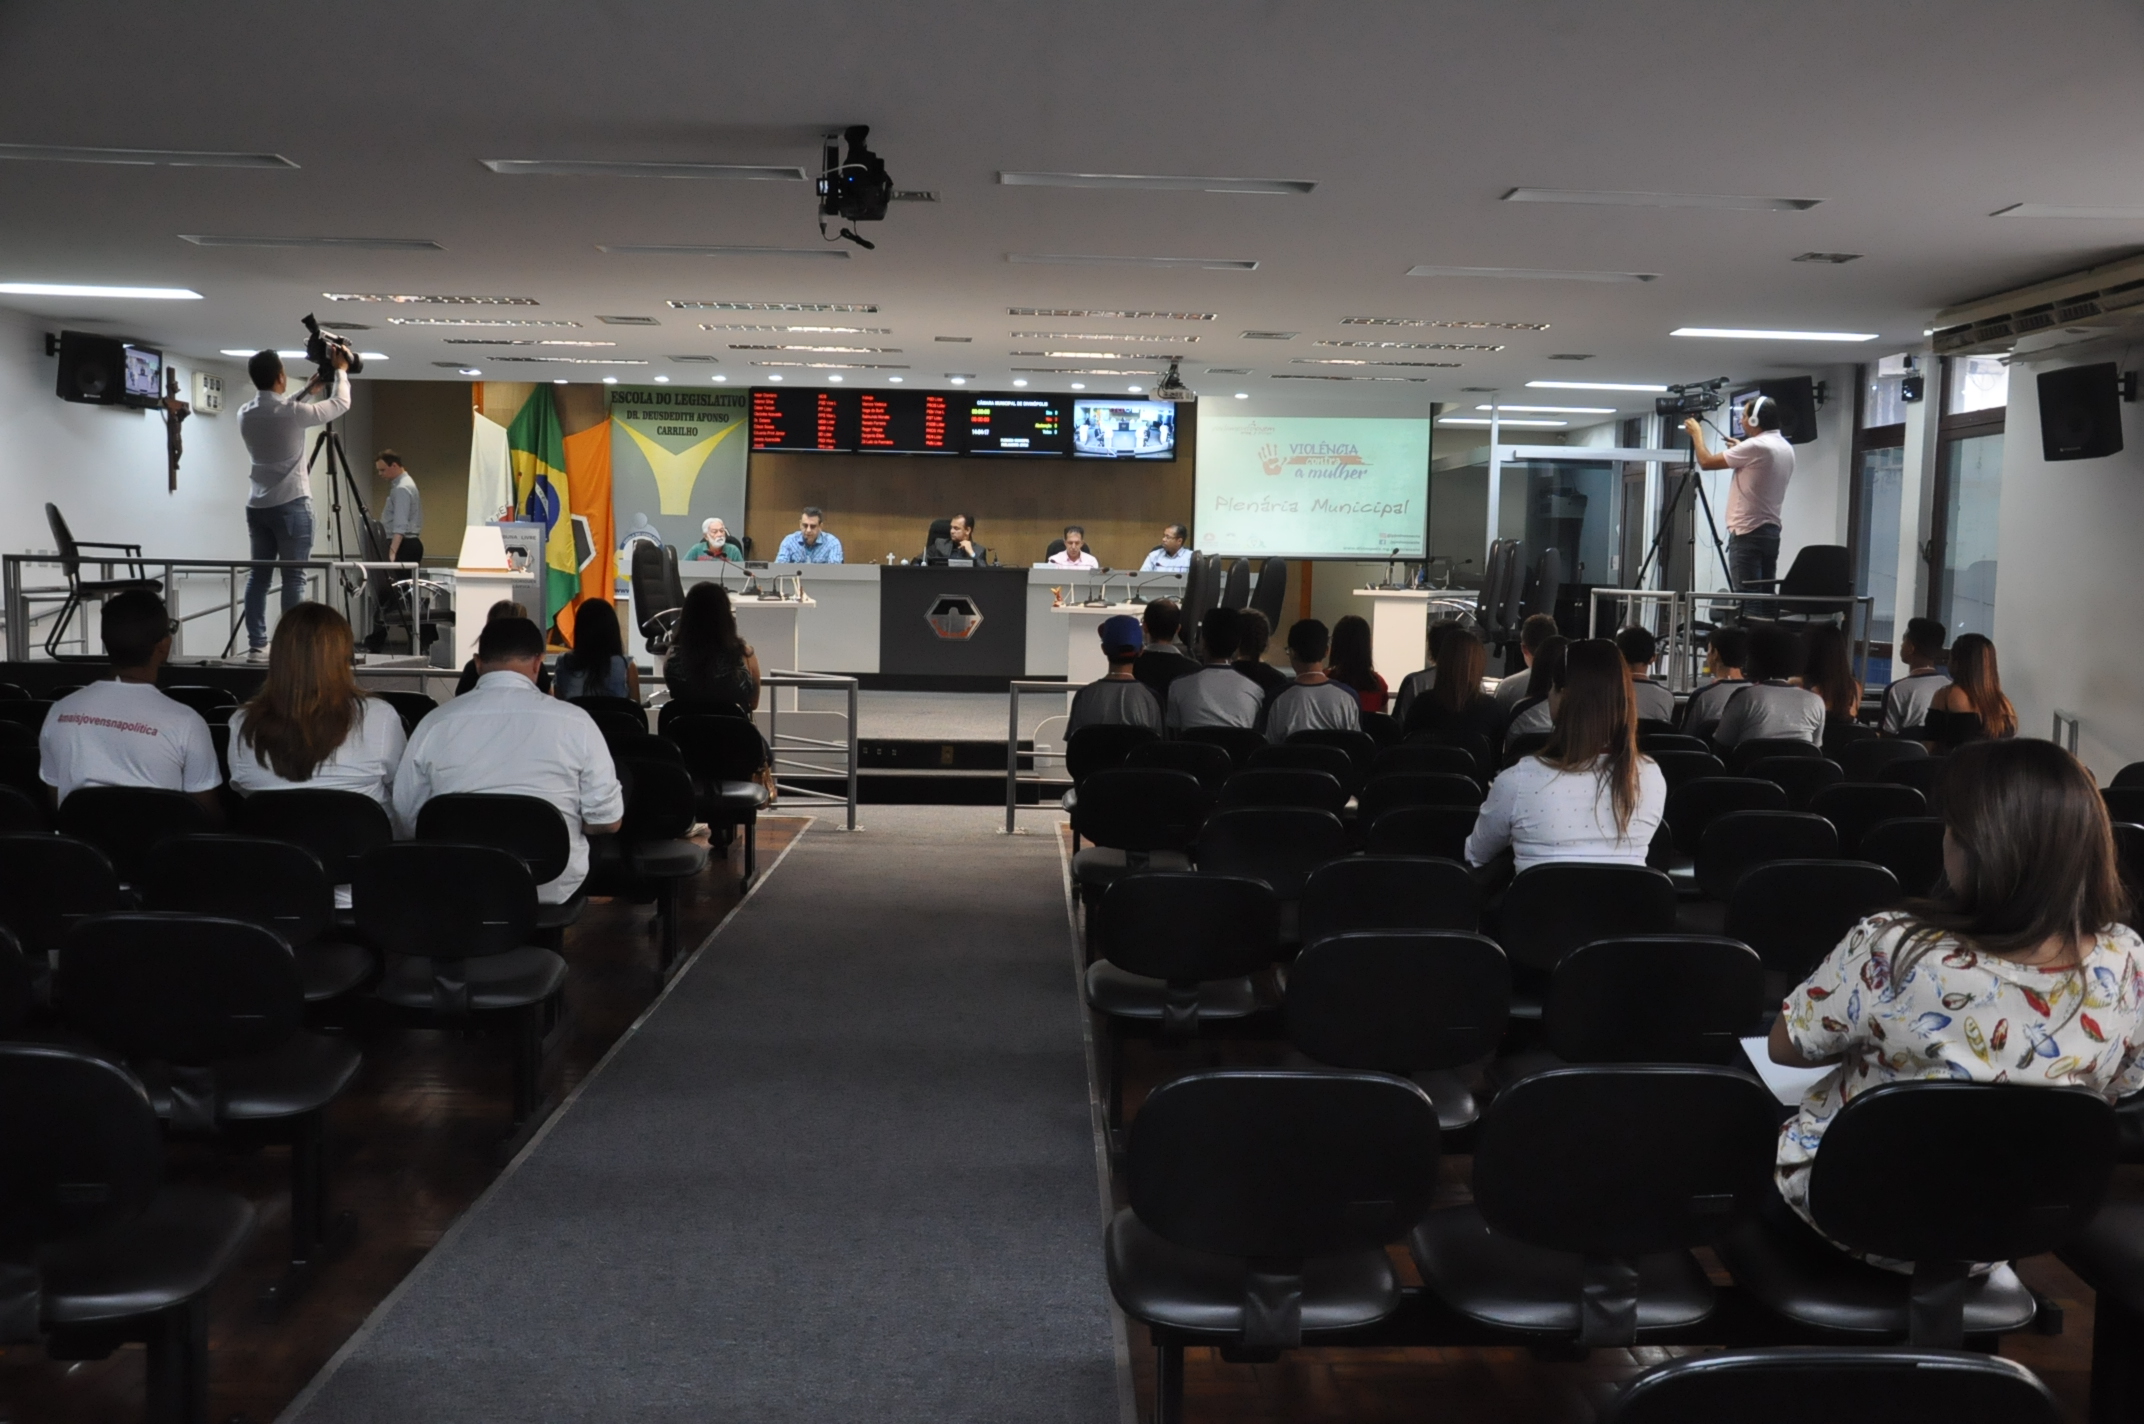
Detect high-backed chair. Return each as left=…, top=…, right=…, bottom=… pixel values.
left=1742, top=543, right=1853, bottom=626
left=1725, top=860, right=1902, bottom=985
left=1540, top=936, right=1767, bottom=1066
left=1838, top=736, right=1929, bottom=782
left=56, top=787, right=217, bottom=888
left=1219, top=557, right=1251, bottom=609
left=629, top=540, right=686, bottom=652
left=1809, top=782, right=1928, bottom=858
left=141, top=835, right=375, bottom=1004
left=1248, top=558, right=1288, bottom=628
left=414, top=792, right=586, bottom=933
left=41, top=503, right=163, bottom=659
left=1858, top=816, right=1946, bottom=896
left=1299, top=856, right=1479, bottom=940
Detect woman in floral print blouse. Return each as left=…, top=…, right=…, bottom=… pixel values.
left=1769, top=737, right=2144, bottom=1264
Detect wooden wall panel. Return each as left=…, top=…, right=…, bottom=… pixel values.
left=367, top=381, right=476, bottom=547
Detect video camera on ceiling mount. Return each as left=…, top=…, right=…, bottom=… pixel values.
left=818, top=125, right=893, bottom=250
left=1654, top=377, right=1730, bottom=419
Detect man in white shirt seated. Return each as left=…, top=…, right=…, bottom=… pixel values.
left=1711, top=625, right=1826, bottom=749
left=1046, top=524, right=1100, bottom=570
left=1265, top=619, right=1362, bottom=744
left=1138, top=523, right=1192, bottom=573
left=1880, top=617, right=1951, bottom=734
left=38, top=590, right=222, bottom=814
left=1065, top=616, right=1162, bottom=737
left=1613, top=624, right=1677, bottom=724
left=1164, top=607, right=1263, bottom=733
left=392, top=617, right=624, bottom=903
left=1490, top=614, right=1560, bottom=717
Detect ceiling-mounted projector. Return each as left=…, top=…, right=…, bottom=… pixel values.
left=1153, top=361, right=1195, bottom=402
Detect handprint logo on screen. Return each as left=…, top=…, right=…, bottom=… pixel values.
left=1257, top=443, right=1283, bottom=477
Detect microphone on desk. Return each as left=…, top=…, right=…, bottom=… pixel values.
left=1383, top=547, right=1402, bottom=589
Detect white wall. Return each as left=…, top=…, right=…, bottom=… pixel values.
left=1775, top=364, right=1855, bottom=575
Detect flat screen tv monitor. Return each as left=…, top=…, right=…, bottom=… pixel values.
left=1728, top=376, right=1818, bottom=445
left=1073, top=398, right=1176, bottom=460
left=964, top=393, right=1070, bottom=455
left=121, top=343, right=163, bottom=407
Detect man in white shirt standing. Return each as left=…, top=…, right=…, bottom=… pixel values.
left=1686, top=395, right=1795, bottom=603
left=38, top=589, right=221, bottom=814
left=393, top=617, right=624, bottom=904
left=237, top=348, right=351, bottom=661
left=1139, top=524, right=1192, bottom=573
left=1046, top=525, right=1100, bottom=570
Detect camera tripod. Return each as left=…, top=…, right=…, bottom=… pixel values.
left=1633, top=419, right=1738, bottom=599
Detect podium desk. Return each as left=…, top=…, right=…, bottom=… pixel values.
left=878, top=565, right=1028, bottom=679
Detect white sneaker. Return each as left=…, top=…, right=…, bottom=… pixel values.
left=243, top=646, right=270, bottom=664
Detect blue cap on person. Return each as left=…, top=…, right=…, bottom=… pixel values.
left=1099, top=615, right=1143, bottom=651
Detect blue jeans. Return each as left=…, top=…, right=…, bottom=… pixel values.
left=244, top=498, right=314, bottom=649
left=1728, top=523, right=1781, bottom=616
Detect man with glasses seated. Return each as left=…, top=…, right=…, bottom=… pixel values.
left=38, top=589, right=221, bottom=815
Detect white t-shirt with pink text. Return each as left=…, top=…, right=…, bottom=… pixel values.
left=38, top=680, right=221, bottom=802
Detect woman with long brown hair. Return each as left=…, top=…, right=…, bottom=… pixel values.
left=229, top=602, right=405, bottom=805
left=1328, top=613, right=1388, bottom=713
left=1465, top=638, right=1666, bottom=873
left=1796, top=623, right=1863, bottom=723
left=1401, top=625, right=1502, bottom=745
left=1770, top=738, right=2144, bottom=1265
left=1927, top=631, right=2016, bottom=740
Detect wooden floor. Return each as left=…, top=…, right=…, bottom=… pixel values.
left=0, top=816, right=809, bottom=1424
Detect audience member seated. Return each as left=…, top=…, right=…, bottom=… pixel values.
left=455, top=599, right=552, bottom=695
left=1229, top=607, right=1292, bottom=700
left=393, top=617, right=624, bottom=903
left=1164, top=607, right=1263, bottom=734
left=1614, top=624, right=1676, bottom=723
left=1391, top=619, right=1458, bottom=726
left=1466, top=638, right=1666, bottom=873
left=1926, top=632, right=2015, bottom=743
left=37, top=588, right=220, bottom=814
left=1710, top=625, right=1825, bottom=748
left=1769, top=737, right=2144, bottom=1266
left=230, top=603, right=405, bottom=807
left=684, top=516, right=743, bottom=564
left=553, top=598, right=642, bottom=702
left=1680, top=625, right=1749, bottom=738
left=1264, top=618, right=1361, bottom=743
left=663, top=583, right=761, bottom=713
left=1491, top=613, right=1561, bottom=718
left=1131, top=598, right=1195, bottom=701
left=1328, top=613, right=1388, bottom=714
left=1402, top=625, right=1502, bottom=745
left=1797, top=623, right=1863, bottom=726
left=1065, top=616, right=1161, bottom=736
left=1880, top=616, right=1950, bottom=734
left=1501, top=635, right=1568, bottom=749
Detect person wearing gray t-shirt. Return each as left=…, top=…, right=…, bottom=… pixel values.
left=1066, top=616, right=1163, bottom=737
left=1265, top=617, right=1362, bottom=744
left=1165, top=607, right=1264, bottom=733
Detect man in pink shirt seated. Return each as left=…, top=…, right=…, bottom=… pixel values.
left=1046, top=525, right=1099, bottom=570
left=1685, top=395, right=1796, bottom=605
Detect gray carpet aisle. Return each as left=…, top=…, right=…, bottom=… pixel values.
left=284, top=807, right=1117, bottom=1424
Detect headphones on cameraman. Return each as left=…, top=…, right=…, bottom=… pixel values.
left=1745, top=395, right=1777, bottom=432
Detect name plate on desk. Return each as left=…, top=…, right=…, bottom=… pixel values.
left=878, top=565, right=1028, bottom=678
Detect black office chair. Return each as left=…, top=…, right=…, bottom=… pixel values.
left=630, top=540, right=686, bottom=653
left=1181, top=723, right=1266, bottom=767
left=587, top=706, right=650, bottom=749
left=1248, top=742, right=1358, bottom=792
left=582, top=756, right=711, bottom=975
left=1356, top=773, right=1485, bottom=829
left=1718, top=1081, right=2114, bottom=1346
left=1358, top=709, right=1403, bottom=746
left=1065, top=723, right=1160, bottom=785
left=571, top=693, right=648, bottom=722
left=1219, top=557, right=1251, bottom=609
left=1299, top=856, right=1480, bottom=940
left=1822, top=718, right=1881, bottom=758
left=1650, top=749, right=1728, bottom=794
left=1194, top=806, right=1350, bottom=907
left=1745, top=755, right=1844, bottom=810
left=1742, top=543, right=1853, bottom=626
left=1540, top=936, right=1767, bottom=1066
left=141, top=835, right=375, bottom=1004
left=655, top=695, right=753, bottom=737
left=368, top=688, right=439, bottom=735
left=1365, top=804, right=1478, bottom=861
left=1286, top=727, right=1382, bottom=783
left=1883, top=756, right=1953, bottom=814
left=1405, top=727, right=1495, bottom=774
left=1178, top=551, right=1219, bottom=631
left=0, top=781, right=45, bottom=831
left=1837, top=736, right=1929, bottom=782
left=1640, top=732, right=1709, bottom=756
left=1726, top=737, right=1825, bottom=774
left=1105, top=1070, right=1441, bottom=1424
left=1693, top=810, right=1839, bottom=903
left=2105, top=787, right=2144, bottom=827
left=234, top=788, right=396, bottom=908
left=1602, top=1348, right=2063, bottom=1424
left=1494, top=863, right=1678, bottom=979
left=1858, top=816, right=1947, bottom=896
left=161, top=684, right=238, bottom=717
left=414, top=792, right=587, bottom=934
left=0, top=697, right=53, bottom=732
left=42, top=503, right=163, bottom=659
left=1725, top=860, right=1902, bottom=985
left=0, top=834, right=120, bottom=974
left=1122, top=739, right=1232, bottom=798
left=1371, top=742, right=1479, bottom=781
left=56, top=786, right=217, bottom=888
left=2059, top=1202, right=2144, bottom=1421
left=1665, top=777, right=1789, bottom=860
left=0, top=1041, right=257, bottom=1424
left=1503, top=729, right=1552, bottom=766
left=1216, top=767, right=1347, bottom=814
left=667, top=714, right=773, bottom=886
left=1067, top=767, right=1209, bottom=928
left=2114, top=761, right=2144, bottom=791
left=1809, top=781, right=1927, bottom=858
left=1248, top=558, right=1288, bottom=628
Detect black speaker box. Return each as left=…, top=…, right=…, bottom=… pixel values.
left=53, top=330, right=126, bottom=405
left=2037, top=361, right=2124, bottom=461
left=1750, top=376, right=1819, bottom=445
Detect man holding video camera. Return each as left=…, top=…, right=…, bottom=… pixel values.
left=237, top=343, right=350, bottom=661
left=1684, top=395, right=1795, bottom=597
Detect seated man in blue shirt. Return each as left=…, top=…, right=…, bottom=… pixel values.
left=1139, top=523, right=1192, bottom=573
left=775, top=506, right=844, bottom=564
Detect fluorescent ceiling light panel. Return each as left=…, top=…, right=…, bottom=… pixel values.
left=1409, top=264, right=1658, bottom=282
left=1477, top=404, right=1615, bottom=414
left=388, top=317, right=580, bottom=328
left=1007, top=253, right=1258, bottom=270
left=1990, top=203, right=2144, bottom=219
left=223, top=349, right=308, bottom=358
left=728, top=344, right=898, bottom=353
left=1272, top=373, right=1427, bottom=383
left=0, top=143, right=295, bottom=168
left=1527, top=379, right=1668, bottom=392
left=487, top=355, right=650, bottom=365
left=1438, top=417, right=1569, bottom=427
left=1671, top=327, right=1878, bottom=341
left=1316, top=339, right=1504, bottom=352
left=669, top=300, right=878, bottom=312
left=1011, top=366, right=1159, bottom=374
left=1011, top=332, right=1197, bottom=343
left=1343, top=317, right=1551, bottom=330
left=1502, top=187, right=1819, bottom=211
left=326, top=293, right=538, bottom=305
left=1011, top=350, right=1180, bottom=360
left=1292, top=357, right=1462, bottom=368
left=181, top=234, right=442, bottom=250
left=699, top=323, right=890, bottom=333
left=597, top=244, right=849, bottom=259
left=1009, top=308, right=1214, bottom=320
left=997, top=171, right=1313, bottom=194
left=753, top=360, right=910, bottom=370
left=483, top=158, right=807, bottom=181
left=443, top=338, right=616, bottom=347
left=0, top=282, right=199, bottom=299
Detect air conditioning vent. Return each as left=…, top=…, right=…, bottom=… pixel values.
left=1933, top=253, right=2144, bottom=356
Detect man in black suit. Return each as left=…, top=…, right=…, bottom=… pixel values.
left=927, top=513, right=988, bottom=564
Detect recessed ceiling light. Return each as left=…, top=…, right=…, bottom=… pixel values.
left=1204, top=367, right=1252, bottom=375
left=1545, top=353, right=1596, bottom=361
left=1527, top=379, right=1668, bottom=392
left=1292, top=357, right=1462, bottom=368
left=553, top=378, right=567, bottom=384
left=458, top=367, right=482, bottom=376
left=667, top=354, right=720, bottom=362
left=1671, top=327, right=1878, bottom=341
left=1272, top=373, right=1428, bottom=383
left=1011, top=350, right=1170, bottom=361
left=596, top=315, right=660, bottom=326
left=886, top=375, right=902, bottom=382
left=1502, top=187, right=1819, bottom=211
left=949, top=376, right=967, bottom=385
left=1012, top=331, right=1198, bottom=343
left=1315, top=339, right=1503, bottom=352
left=180, top=234, right=442, bottom=250
left=486, top=355, right=650, bottom=365
left=1342, top=317, right=1551, bottom=331
left=1009, top=308, right=1215, bottom=321
left=602, top=376, right=618, bottom=384
left=712, top=374, right=729, bottom=382
left=997, top=171, right=1314, bottom=194
left=1128, top=385, right=1143, bottom=393
left=827, top=373, right=843, bottom=382
left=1408, top=265, right=1658, bottom=282
left=482, top=158, right=808, bottom=181
left=1011, top=367, right=1160, bottom=375
left=1012, top=378, right=1028, bottom=386
left=597, top=244, right=849, bottom=259
left=326, top=294, right=538, bottom=305
left=228, top=349, right=309, bottom=359
left=1476, top=403, right=1615, bottom=414
left=1070, top=382, right=1085, bottom=390
left=1438, top=417, right=1568, bottom=427
left=1792, top=252, right=1862, bottom=264
left=668, top=300, right=879, bottom=312
left=446, top=338, right=617, bottom=347
left=389, top=317, right=580, bottom=328
left=653, top=374, right=670, bottom=382
left=934, top=336, right=973, bottom=343
left=1234, top=392, right=1249, bottom=399
left=1008, top=253, right=1258, bottom=270
left=753, top=360, right=909, bottom=369
left=1990, top=203, right=2144, bottom=219
left=1240, top=331, right=1296, bottom=340
left=767, top=373, right=784, bottom=380
left=0, top=143, right=295, bottom=168
left=698, top=323, right=891, bottom=333
left=1, top=282, right=200, bottom=299
left=729, top=343, right=899, bottom=353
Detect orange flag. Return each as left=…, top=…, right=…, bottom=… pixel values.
left=559, top=419, right=617, bottom=641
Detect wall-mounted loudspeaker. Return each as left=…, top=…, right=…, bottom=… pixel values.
left=54, top=330, right=127, bottom=405
left=2037, top=361, right=2124, bottom=462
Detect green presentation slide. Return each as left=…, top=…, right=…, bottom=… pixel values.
left=1195, top=413, right=1431, bottom=557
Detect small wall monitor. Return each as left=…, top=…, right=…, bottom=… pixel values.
left=121, top=343, right=163, bottom=406
left=857, top=389, right=960, bottom=453
left=1074, top=398, right=1176, bottom=460
left=749, top=386, right=855, bottom=451
left=964, top=393, right=1070, bottom=455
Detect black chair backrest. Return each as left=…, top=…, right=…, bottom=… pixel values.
left=1195, top=807, right=1350, bottom=901
left=1603, top=1348, right=2062, bottom=1424
left=372, top=689, right=440, bottom=732
left=1126, top=1069, right=1441, bottom=1262
left=630, top=540, right=683, bottom=639
left=1726, top=737, right=1824, bottom=775
left=1779, top=543, right=1853, bottom=598
left=59, top=912, right=301, bottom=1065
left=1650, top=749, right=1727, bottom=794
left=617, top=756, right=698, bottom=840
left=1216, top=767, right=1347, bottom=814
left=1068, top=767, right=1209, bottom=853
left=1300, top=856, right=1480, bottom=941
left=1359, top=709, right=1402, bottom=747
left=1286, top=727, right=1382, bottom=780
left=1287, top=930, right=1508, bottom=1073
left=1179, top=551, right=1219, bottom=631
left=1249, top=558, right=1288, bottom=628
left=0, top=926, right=32, bottom=1035
left=2104, top=787, right=2144, bottom=827
left=1220, top=557, right=1251, bottom=610
left=234, top=788, right=395, bottom=885
left=46, top=502, right=83, bottom=580
left=1837, top=736, right=1929, bottom=782
left=162, top=684, right=238, bottom=715
left=610, top=731, right=685, bottom=767
left=1665, top=776, right=1789, bottom=858
left=0, top=699, right=53, bottom=731
left=0, top=833, right=120, bottom=957
left=415, top=792, right=573, bottom=885
left=1065, top=722, right=1160, bottom=784
left=1496, top=863, right=1678, bottom=973
left=1725, top=860, right=1902, bottom=979
left=1822, top=718, right=1881, bottom=755
left=0, top=782, right=44, bottom=832
left=1406, top=727, right=1494, bottom=773
left=1248, top=742, right=1358, bottom=790
left=1520, top=546, right=1560, bottom=624
left=1696, top=810, right=1839, bottom=900
left=1122, top=738, right=1232, bottom=797
left=1358, top=773, right=1485, bottom=825
left=1372, top=743, right=1479, bottom=781
left=1365, top=804, right=1478, bottom=861
left=2114, top=822, right=2144, bottom=902
left=571, top=694, right=648, bottom=722
left=1544, top=936, right=1766, bottom=1065
left=1503, top=730, right=1552, bottom=767
left=2114, top=761, right=2144, bottom=791
left=668, top=713, right=769, bottom=783
left=588, top=707, right=649, bottom=747
left=1882, top=756, right=1953, bottom=814
left=56, top=786, right=217, bottom=885
left=140, top=834, right=332, bottom=949
left=1745, top=756, right=1844, bottom=811
left=656, top=696, right=751, bottom=737
left=1476, top=539, right=1511, bottom=644
left=1181, top=723, right=1267, bottom=767
left=1859, top=816, right=1947, bottom=897
left=353, top=843, right=537, bottom=960
left=0, top=682, right=27, bottom=700
left=1095, top=872, right=1277, bottom=982
left=0, top=1041, right=163, bottom=1255
left=1640, top=733, right=1708, bottom=756
left=1809, top=781, right=1928, bottom=858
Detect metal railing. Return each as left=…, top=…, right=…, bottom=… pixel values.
left=1006, top=679, right=1075, bottom=834
left=1586, top=587, right=1877, bottom=695
left=2053, top=708, right=2082, bottom=754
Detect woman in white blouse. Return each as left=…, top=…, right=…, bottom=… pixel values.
left=1467, top=638, right=1667, bottom=873
left=229, top=603, right=406, bottom=807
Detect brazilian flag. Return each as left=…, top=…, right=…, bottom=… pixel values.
left=506, top=387, right=577, bottom=629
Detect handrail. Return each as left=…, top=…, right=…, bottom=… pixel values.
left=1005, top=679, right=1075, bottom=834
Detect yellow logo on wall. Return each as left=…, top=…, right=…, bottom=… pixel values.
left=618, top=420, right=739, bottom=515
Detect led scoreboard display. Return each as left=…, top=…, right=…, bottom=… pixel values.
left=748, top=388, right=1091, bottom=457
left=749, top=387, right=852, bottom=451
left=964, top=393, right=1072, bottom=456
left=857, top=390, right=957, bottom=453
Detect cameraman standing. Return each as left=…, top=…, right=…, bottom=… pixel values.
left=1684, top=395, right=1794, bottom=596
left=237, top=347, right=350, bottom=661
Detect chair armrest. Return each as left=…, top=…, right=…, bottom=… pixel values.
left=1737, top=578, right=1784, bottom=590
left=72, top=540, right=146, bottom=555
